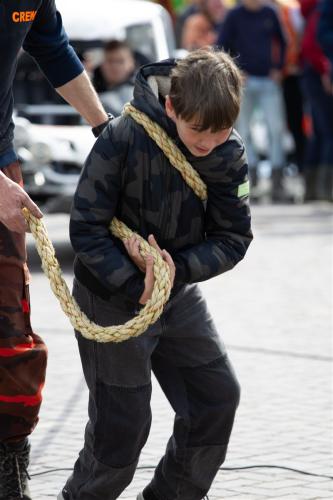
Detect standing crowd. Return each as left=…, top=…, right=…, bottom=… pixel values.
left=165, top=0, right=333, bottom=202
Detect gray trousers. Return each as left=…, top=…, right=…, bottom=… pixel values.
left=63, top=279, right=240, bottom=500
left=236, top=76, right=286, bottom=170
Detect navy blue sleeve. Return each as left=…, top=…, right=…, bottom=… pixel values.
left=23, top=0, right=84, bottom=88
left=271, top=9, right=287, bottom=70
left=217, top=10, right=235, bottom=54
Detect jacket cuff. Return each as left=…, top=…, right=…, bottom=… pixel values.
left=119, top=274, right=145, bottom=305
left=173, top=257, right=188, bottom=285
left=0, top=149, right=18, bottom=169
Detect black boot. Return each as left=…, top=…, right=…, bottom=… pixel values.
left=303, top=168, right=318, bottom=201
left=249, top=167, right=258, bottom=188
left=0, top=440, right=32, bottom=500
left=249, top=166, right=261, bottom=202
left=271, top=167, right=290, bottom=203
left=316, top=166, right=333, bottom=201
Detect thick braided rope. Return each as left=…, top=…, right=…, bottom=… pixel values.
left=123, top=104, right=207, bottom=201
left=23, top=105, right=207, bottom=343
left=24, top=209, right=171, bottom=343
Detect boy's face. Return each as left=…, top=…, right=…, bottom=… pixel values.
left=101, top=47, right=135, bottom=86
left=165, top=96, right=232, bottom=157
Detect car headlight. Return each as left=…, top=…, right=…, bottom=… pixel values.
left=14, top=118, right=32, bottom=148
left=34, top=172, right=45, bottom=186
left=30, top=142, right=52, bottom=164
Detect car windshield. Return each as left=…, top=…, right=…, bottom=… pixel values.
left=13, top=23, right=156, bottom=123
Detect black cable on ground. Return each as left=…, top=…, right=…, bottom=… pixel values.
left=30, top=464, right=333, bottom=480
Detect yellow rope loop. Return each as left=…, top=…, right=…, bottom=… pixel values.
left=23, top=105, right=208, bottom=343
left=123, top=104, right=208, bottom=201
left=23, top=209, right=171, bottom=343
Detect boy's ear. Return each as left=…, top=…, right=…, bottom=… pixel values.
left=165, top=95, right=176, bottom=121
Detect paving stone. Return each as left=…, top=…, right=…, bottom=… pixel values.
left=25, top=204, right=333, bottom=499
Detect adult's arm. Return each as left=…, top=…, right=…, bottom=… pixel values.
left=70, top=120, right=145, bottom=304
left=56, top=73, right=108, bottom=128
left=173, top=137, right=253, bottom=285
left=23, top=0, right=107, bottom=127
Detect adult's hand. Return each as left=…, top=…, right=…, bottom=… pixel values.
left=269, top=69, right=283, bottom=84
left=0, top=171, right=43, bottom=233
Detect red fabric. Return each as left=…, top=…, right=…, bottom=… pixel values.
left=300, top=0, right=330, bottom=75
left=0, top=383, right=44, bottom=408
left=0, top=341, right=36, bottom=358
left=21, top=298, right=30, bottom=313
left=300, top=0, right=317, bottom=17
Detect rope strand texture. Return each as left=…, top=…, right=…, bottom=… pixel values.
left=23, top=105, right=207, bottom=343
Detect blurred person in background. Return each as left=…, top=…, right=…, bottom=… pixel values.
left=217, top=0, right=288, bottom=202
left=300, top=0, right=333, bottom=201
left=93, top=40, right=137, bottom=116
left=318, top=0, right=333, bottom=68
left=181, top=0, right=228, bottom=50
left=270, top=0, right=305, bottom=174
left=175, top=0, right=201, bottom=44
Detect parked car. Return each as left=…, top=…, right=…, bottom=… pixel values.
left=14, top=0, right=177, bottom=212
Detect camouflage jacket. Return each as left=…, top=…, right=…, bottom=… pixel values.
left=70, top=60, right=253, bottom=305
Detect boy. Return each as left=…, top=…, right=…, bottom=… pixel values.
left=94, top=40, right=136, bottom=92
left=93, top=40, right=137, bottom=117
left=59, top=48, right=253, bottom=500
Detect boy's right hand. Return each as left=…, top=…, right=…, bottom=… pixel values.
left=138, top=248, right=176, bottom=305
left=125, top=234, right=176, bottom=305
left=139, top=255, right=155, bottom=305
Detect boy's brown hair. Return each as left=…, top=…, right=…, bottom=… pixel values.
left=169, top=48, right=243, bottom=132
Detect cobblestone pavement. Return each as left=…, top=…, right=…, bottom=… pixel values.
left=25, top=203, right=333, bottom=499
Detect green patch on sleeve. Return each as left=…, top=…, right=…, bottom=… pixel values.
left=237, top=180, right=250, bottom=198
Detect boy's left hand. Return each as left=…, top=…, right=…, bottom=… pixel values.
left=124, top=234, right=175, bottom=286
left=123, top=235, right=146, bottom=273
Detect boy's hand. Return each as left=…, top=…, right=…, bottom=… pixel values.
left=148, top=234, right=176, bottom=288
left=123, top=235, right=146, bottom=273
left=139, top=255, right=155, bottom=305
left=124, top=234, right=176, bottom=305
left=124, top=234, right=176, bottom=287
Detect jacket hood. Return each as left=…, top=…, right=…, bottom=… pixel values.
left=130, top=59, right=245, bottom=178
left=131, top=59, right=178, bottom=139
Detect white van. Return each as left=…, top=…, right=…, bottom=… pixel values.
left=14, top=0, right=177, bottom=212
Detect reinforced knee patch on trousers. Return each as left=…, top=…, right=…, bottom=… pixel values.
left=93, top=380, right=152, bottom=467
